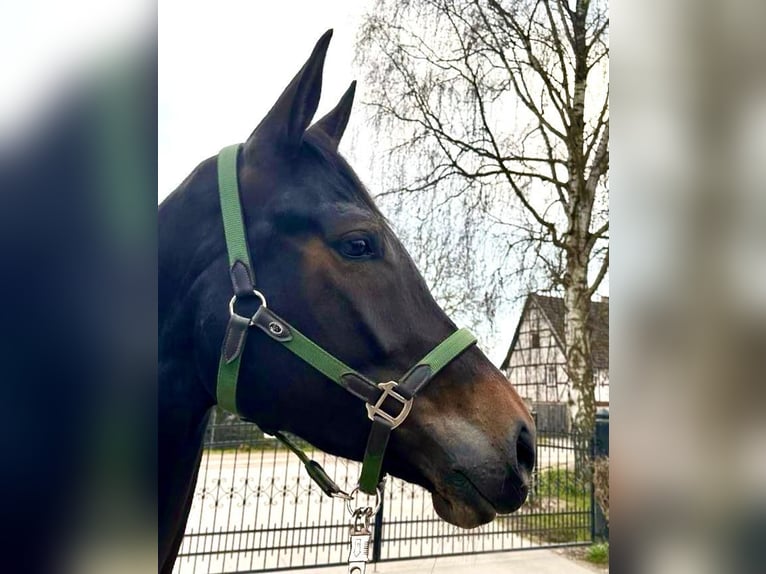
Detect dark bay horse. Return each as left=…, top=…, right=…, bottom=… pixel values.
left=159, top=30, right=534, bottom=573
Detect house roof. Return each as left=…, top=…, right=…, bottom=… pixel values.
left=500, top=293, right=609, bottom=370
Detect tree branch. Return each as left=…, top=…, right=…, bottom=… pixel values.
left=585, top=120, right=609, bottom=196
left=588, top=247, right=609, bottom=296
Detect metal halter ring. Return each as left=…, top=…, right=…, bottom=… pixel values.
left=228, top=289, right=267, bottom=322
left=345, top=486, right=382, bottom=517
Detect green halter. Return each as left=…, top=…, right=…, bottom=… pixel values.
left=214, top=144, right=476, bottom=495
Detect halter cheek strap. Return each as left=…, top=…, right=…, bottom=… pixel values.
left=214, top=144, right=477, bottom=495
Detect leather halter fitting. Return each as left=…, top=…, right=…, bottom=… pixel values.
left=214, top=144, right=477, bottom=495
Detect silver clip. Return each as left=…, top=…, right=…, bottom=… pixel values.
left=347, top=508, right=372, bottom=574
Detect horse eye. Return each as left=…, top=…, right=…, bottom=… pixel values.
left=338, top=237, right=374, bottom=259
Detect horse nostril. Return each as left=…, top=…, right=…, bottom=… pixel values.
left=515, top=424, right=536, bottom=476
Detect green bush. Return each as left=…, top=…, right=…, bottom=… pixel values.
left=586, top=542, right=609, bottom=564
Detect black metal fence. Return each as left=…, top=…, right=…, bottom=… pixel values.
left=173, top=408, right=602, bottom=573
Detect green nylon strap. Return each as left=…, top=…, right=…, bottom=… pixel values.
left=281, top=326, right=475, bottom=390
left=359, top=449, right=385, bottom=494
left=409, top=328, right=476, bottom=377
left=217, top=352, right=241, bottom=414
left=273, top=431, right=311, bottom=465
left=282, top=325, right=364, bottom=385
left=217, top=144, right=252, bottom=269
left=273, top=431, right=346, bottom=497
left=216, top=144, right=249, bottom=413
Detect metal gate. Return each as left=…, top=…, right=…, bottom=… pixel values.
left=174, top=408, right=594, bottom=573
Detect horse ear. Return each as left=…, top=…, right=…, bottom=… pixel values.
left=247, top=29, right=333, bottom=153
left=307, top=81, right=356, bottom=150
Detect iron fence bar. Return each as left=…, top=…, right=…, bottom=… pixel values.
left=372, top=480, right=385, bottom=563
left=590, top=429, right=596, bottom=543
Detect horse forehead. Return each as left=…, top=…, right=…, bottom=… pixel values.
left=299, top=159, right=366, bottom=203
left=273, top=197, right=381, bottom=229
left=320, top=201, right=379, bottom=222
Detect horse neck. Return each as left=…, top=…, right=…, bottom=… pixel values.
left=158, top=158, right=221, bottom=571
left=159, top=157, right=222, bottom=325
left=158, top=373, right=211, bottom=573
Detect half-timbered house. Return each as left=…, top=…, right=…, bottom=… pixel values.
left=500, top=293, right=609, bottom=431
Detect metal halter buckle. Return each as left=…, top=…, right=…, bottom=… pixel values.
left=228, top=289, right=267, bottom=324
left=365, top=381, right=413, bottom=429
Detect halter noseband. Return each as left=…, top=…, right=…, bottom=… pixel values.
left=214, top=144, right=477, bottom=496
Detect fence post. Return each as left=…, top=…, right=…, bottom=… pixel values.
left=529, top=407, right=538, bottom=504
left=592, top=409, right=609, bottom=542
left=372, top=480, right=385, bottom=565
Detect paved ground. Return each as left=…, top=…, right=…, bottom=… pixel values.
left=290, top=549, right=596, bottom=574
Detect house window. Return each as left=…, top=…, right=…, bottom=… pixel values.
left=546, top=366, right=557, bottom=387
left=531, top=332, right=540, bottom=348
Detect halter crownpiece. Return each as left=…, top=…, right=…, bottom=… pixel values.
left=215, top=143, right=477, bottom=495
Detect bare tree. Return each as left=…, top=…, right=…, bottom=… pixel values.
left=356, top=0, right=608, bottom=434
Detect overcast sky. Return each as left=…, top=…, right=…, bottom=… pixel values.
left=159, top=0, right=374, bottom=199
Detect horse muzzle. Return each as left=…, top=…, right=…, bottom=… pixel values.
left=429, top=420, right=535, bottom=527
left=391, top=368, right=537, bottom=529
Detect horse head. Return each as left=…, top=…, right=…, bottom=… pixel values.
left=184, top=30, right=535, bottom=529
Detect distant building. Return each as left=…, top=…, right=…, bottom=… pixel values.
left=500, top=293, right=609, bottom=431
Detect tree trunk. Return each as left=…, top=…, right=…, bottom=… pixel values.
left=565, top=0, right=597, bottom=440
left=564, top=252, right=595, bottom=437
